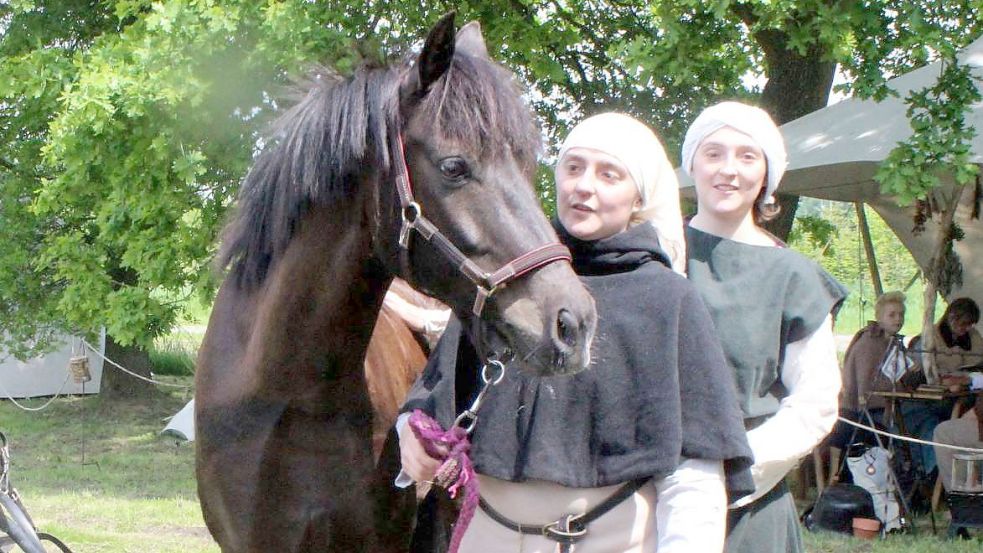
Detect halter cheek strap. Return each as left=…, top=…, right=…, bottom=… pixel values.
left=390, top=133, right=571, bottom=317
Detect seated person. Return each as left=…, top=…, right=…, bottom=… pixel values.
left=900, top=297, right=983, bottom=475
left=933, top=394, right=983, bottom=492
left=827, top=291, right=908, bottom=480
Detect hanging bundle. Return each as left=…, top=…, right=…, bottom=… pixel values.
left=68, top=356, right=91, bottom=384
left=68, top=338, right=91, bottom=384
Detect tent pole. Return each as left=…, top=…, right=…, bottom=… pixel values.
left=855, top=202, right=884, bottom=297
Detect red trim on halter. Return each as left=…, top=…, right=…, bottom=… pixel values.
left=394, top=134, right=414, bottom=201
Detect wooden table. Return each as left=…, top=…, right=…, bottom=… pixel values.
left=872, top=386, right=975, bottom=404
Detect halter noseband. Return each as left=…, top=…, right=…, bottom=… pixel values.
left=390, top=133, right=571, bottom=317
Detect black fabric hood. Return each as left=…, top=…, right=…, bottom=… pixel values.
left=553, top=219, right=672, bottom=275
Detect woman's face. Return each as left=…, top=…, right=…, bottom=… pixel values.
left=555, top=147, right=640, bottom=241
left=877, top=303, right=905, bottom=335
left=691, top=126, right=767, bottom=221
left=946, top=314, right=976, bottom=338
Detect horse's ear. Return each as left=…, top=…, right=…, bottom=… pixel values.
left=417, top=11, right=457, bottom=94
left=456, top=21, right=489, bottom=60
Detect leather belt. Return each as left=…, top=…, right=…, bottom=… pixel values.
left=477, top=477, right=650, bottom=552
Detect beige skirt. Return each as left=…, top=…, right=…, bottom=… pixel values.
left=457, top=475, right=658, bottom=553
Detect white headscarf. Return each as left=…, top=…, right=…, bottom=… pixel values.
left=556, top=113, right=686, bottom=274
left=680, top=101, right=787, bottom=206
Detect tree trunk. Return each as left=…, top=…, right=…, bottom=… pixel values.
left=919, top=190, right=962, bottom=385
left=97, top=260, right=159, bottom=399
left=762, top=194, right=802, bottom=242
left=740, top=15, right=837, bottom=241
left=100, top=334, right=158, bottom=399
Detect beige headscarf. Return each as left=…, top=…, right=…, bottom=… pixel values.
left=556, top=113, right=686, bottom=274
left=680, top=101, right=788, bottom=206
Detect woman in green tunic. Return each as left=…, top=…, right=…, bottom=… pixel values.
left=680, top=101, right=847, bottom=553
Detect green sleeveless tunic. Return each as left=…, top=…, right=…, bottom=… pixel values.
left=686, top=225, right=847, bottom=553
left=686, top=225, right=847, bottom=420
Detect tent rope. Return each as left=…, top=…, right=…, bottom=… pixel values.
left=0, top=371, right=73, bottom=412
left=81, top=339, right=191, bottom=389
left=837, top=415, right=983, bottom=454
left=0, top=338, right=191, bottom=411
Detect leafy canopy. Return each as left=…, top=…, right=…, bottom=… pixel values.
left=1, top=0, right=981, bottom=354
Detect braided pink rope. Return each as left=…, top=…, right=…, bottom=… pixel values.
left=408, top=409, right=478, bottom=553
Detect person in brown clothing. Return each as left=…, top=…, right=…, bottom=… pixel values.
left=841, top=291, right=909, bottom=414
left=827, top=291, right=908, bottom=480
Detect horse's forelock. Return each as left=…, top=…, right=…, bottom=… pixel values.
left=416, top=53, right=541, bottom=170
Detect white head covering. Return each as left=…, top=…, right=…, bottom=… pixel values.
left=556, top=112, right=686, bottom=274
left=680, top=101, right=787, bottom=206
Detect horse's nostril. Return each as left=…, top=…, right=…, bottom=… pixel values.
left=556, top=308, right=579, bottom=349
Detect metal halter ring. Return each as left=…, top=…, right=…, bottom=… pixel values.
left=453, top=359, right=508, bottom=433
left=481, top=359, right=506, bottom=386
left=398, top=201, right=422, bottom=249
left=542, top=513, right=588, bottom=542
left=402, top=201, right=421, bottom=225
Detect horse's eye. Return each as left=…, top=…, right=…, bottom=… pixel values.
left=438, top=157, right=470, bottom=182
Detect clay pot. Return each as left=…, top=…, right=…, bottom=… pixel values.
left=852, top=517, right=880, bottom=540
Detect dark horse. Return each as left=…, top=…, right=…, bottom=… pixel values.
left=194, top=13, right=597, bottom=553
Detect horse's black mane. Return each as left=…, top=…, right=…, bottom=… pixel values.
left=219, top=50, right=541, bottom=290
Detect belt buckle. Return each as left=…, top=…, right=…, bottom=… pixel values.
left=542, top=513, right=587, bottom=544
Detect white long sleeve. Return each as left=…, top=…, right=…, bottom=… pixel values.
left=394, top=412, right=414, bottom=488
left=655, top=458, right=726, bottom=552
left=731, top=314, right=841, bottom=508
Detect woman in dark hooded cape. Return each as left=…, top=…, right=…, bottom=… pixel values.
left=398, top=113, right=753, bottom=552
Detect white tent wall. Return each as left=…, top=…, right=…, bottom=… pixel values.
left=679, top=35, right=983, bottom=307
left=0, top=331, right=106, bottom=399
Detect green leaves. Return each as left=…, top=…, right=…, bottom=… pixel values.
left=0, top=0, right=359, bottom=354
left=876, top=58, right=981, bottom=206
left=2, top=0, right=982, bottom=357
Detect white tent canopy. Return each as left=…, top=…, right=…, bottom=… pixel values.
left=0, top=332, right=105, bottom=399
left=680, top=35, right=983, bottom=304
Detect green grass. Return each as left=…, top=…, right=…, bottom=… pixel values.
left=804, top=530, right=982, bottom=552
left=149, top=322, right=204, bottom=377
left=2, top=381, right=981, bottom=552
left=1, top=383, right=215, bottom=552
left=149, top=339, right=197, bottom=377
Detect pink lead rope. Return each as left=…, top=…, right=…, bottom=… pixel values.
left=408, top=410, right=478, bottom=553
left=407, top=358, right=506, bottom=553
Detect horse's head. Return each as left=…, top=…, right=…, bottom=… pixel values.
left=387, top=13, right=596, bottom=376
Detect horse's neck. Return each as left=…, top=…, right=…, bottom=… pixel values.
left=243, top=203, right=390, bottom=396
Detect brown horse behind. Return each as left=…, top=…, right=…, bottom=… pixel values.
left=366, top=279, right=447, bottom=460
